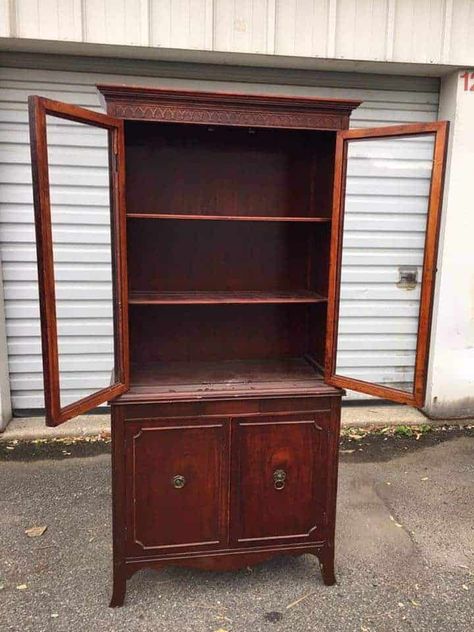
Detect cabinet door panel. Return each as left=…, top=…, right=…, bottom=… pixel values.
left=326, top=122, right=448, bottom=406
left=29, top=97, right=128, bottom=425
left=125, top=418, right=229, bottom=555
left=231, top=413, right=330, bottom=546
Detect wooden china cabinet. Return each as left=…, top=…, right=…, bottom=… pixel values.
left=28, top=86, right=448, bottom=607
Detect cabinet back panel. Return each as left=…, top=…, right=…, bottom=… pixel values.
left=127, top=219, right=313, bottom=292
left=311, top=134, right=336, bottom=219
left=309, top=223, right=331, bottom=297
left=308, top=303, right=327, bottom=369
left=125, top=123, right=332, bottom=217
left=130, top=304, right=311, bottom=363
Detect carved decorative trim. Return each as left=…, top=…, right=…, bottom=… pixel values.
left=97, top=85, right=361, bottom=131
left=108, top=101, right=345, bottom=130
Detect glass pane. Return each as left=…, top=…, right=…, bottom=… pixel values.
left=335, top=133, right=435, bottom=393
left=46, top=115, right=114, bottom=408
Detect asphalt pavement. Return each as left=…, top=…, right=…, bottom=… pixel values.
left=0, top=428, right=473, bottom=632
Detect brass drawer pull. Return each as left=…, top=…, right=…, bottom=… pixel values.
left=172, top=474, right=186, bottom=489
left=273, top=469, right=286, bottom=490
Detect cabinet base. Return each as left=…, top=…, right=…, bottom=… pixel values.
left=110, top=544, right=336, bottom=608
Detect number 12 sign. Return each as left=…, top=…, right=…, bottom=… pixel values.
left=460, top=71, right=474, bottom=92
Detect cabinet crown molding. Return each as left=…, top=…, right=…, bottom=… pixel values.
left=97, top=84, right=362, bottom=130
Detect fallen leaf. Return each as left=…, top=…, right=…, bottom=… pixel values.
left=462, top=585, right=469, bottom=591
left=25, top=526, right=47, bottom=538
left=16, top=584, right=27, bottom=590
left=410, top=599, right=421, bottom=607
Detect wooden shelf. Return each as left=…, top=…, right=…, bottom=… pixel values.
left=127, top=213, right=331, bottom=223
left=117, top=357, right=337, bottom=403
left=128, top=290, right=328, bottom=305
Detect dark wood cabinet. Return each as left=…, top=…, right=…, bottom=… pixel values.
left=124, top=417, right=229, bottom=556
left=28, top=86, right=449, bottom=606
left=230, top=412, right=331, bottom=547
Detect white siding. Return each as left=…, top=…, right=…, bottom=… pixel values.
left=150, top=0, right=214, bottom=50
left=1, top=0, right=473, bottom=65
left=213, top=0, right=271, bottom=53
left=83, top=0, right=150, bottom=46
left=0, top=64, right=439, bottom=410
left=13, top=0, right=83, bottom=41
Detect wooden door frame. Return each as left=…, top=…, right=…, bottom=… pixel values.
left=325, top=121, right=449, bottom=407
left=28, top=96, right=129, bottom=426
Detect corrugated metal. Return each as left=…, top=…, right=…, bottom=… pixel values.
left=2, top=0, right=474, bottom=65
left=337, top=134, right=435, bottom=391
left=0, top=64, right=439, bottom=409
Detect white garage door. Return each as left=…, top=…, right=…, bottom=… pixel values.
left=0, top=63, right=439, bottom=410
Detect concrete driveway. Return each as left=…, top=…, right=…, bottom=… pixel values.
left=0, top=429, right=473, bottom=631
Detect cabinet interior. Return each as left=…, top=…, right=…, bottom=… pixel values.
left=124, top=121, right=336, bottom=397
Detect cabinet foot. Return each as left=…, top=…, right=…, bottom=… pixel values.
left=317, top=547, right=336, bottom=586
left=109, top=566, right=127, bottom=608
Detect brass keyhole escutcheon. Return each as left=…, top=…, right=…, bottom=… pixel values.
left=273, top=469, right=286, bottom=490
left=172, top=474, right=186, bottom=489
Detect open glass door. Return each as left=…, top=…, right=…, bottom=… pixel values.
left=326, top=122, right=448, bottom=407
left=29, top=97, right=129, bottom=426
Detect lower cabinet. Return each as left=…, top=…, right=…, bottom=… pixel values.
left=124, top=410, right=332, bottom=557
left=230, top=413, right=330, bottom=546
left=125, top=417, right=229, bottom=555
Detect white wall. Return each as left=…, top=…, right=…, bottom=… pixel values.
left=1, top=0, right=473, bottom=67
left=425, top=69, right=474, bottom=419
left=0, top=249, right=11, bottom=428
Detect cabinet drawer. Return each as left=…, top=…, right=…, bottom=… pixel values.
left=230, top=412, right=330, bottom=546
left=125, top=418, right=229, bottom=555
